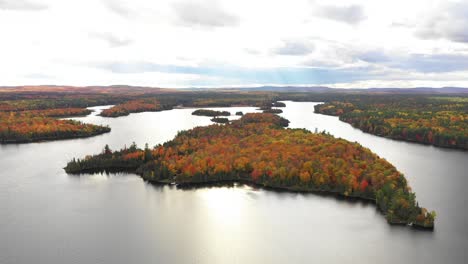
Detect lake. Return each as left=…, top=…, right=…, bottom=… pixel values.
left=1, top=102, right=467, bottom=264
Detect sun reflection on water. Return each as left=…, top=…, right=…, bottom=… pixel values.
left=198, top=185, right=251, bottom=226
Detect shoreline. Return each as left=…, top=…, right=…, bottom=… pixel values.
left=65, top=167, right=434, bottom=230
left=150, top=177, right=434, bottom=230
left=315, top=110, right=467, bottom=151
left=0, top=129, right=110, bottom=144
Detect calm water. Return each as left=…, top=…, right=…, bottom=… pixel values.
left=1, top=102, right=467, bottom=264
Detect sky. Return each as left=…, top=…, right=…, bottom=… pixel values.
left=1, top=0, right=468, bottom=88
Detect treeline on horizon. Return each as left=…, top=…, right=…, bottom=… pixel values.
left=0, top=88, right=281, bottom=142
left=0, top=86, right=466, bottom=149
left=65, top=113, right=435, bottom=229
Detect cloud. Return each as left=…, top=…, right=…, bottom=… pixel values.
left=398, top=54, right=468, bottom=73
left=314, top=4, right=366, bottom=24
left=95, top=60, right=381, bottom=85
left=172, top=0, right=239, bottom=28
left=356, top=49, right=468, bottom=73
left=24, top=73, right=54, bottom=79
left=90, top=32, right=133, bottom=47
left=244, top=48, right=261, bottom=55
left=0, top=0, right=47, bottom=11
left=274, top=40, right=315, bottom=56
left=2, top=0, right=468, bottom=88
left=102, top=0, right=133, bottom=18
left=416, top=2, right=468, bottom=43
left=391, top=21, right=414, bottom=28
left=357, top=50, right=391, bottom=63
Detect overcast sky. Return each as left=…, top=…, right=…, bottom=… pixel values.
left=1, top=0, right=468, bottom=88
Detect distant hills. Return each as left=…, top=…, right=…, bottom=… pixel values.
left=0, top=85, right=177, bottom=94
left=1, top=85, right=467, bottom=94
left=223, top=86, right=468, bottom=94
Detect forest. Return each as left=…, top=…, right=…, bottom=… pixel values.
left=100, top=99, right=165, bottom=117
left=1, top=86, right=466, bottom=149
left=314, top=96, right=468, bottom=150
left=0, top=86, right=278, bottom=143
left=65, top=113, right=435, bottom=229
left=0, top=110, right=110, bottom=143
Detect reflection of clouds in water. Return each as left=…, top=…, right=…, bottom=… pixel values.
left=2, top=101, right=465, bottom=263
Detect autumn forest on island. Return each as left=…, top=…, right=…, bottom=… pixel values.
left=2, top=85, right=468, bottom=230
left=65, top=113, right=435, bottom=228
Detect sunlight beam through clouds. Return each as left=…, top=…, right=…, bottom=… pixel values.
left=1, top=0, right=468, bottom=88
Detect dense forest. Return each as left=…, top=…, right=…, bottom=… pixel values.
left=101, top=99, right=165, bottom=117
left=0, top=110, right=110, bottom=143
left=314, top=96, right=468, bottom=150
left=0, top=86, right=280, bottom=143
left=1, top=86, right=466, bottom=149
left=65, top=113, right=435, bottom=229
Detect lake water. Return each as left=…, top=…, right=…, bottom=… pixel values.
left=1, top=102, right=467, bottom=264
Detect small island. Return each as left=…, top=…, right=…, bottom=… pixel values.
left=101, top=99, right=164, bottom=117
left=210, top=117, right=230, bottom=124
left=272, top=101, right=286, bottom=107
left=192, top=109, right=231, bottom=117
left=258, top=103, right=284, bottom=114
left=262, top=108, right=283, bottom=114
left=65, top=113, right=435, bottom=229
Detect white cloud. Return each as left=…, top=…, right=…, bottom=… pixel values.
left=274, top=39, right=315, bottom=56
left=0, top=0, right=467, bottom=88
left=89, top=32, right=133, bottom=47
left=101, top=0, right=134, bottom=17
left=0, top=0, right=47, bottom=11
left=172, top=0, right=239, bottom=28
left=416, top=1, right=468, bottom=43
left=313, top=4, right=366, bottom=24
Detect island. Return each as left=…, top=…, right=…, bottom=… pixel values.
left=210, top=117, right=230, bottom=124
left=258, top=102, right=284, bottom=113
left=192, top=109, right=231, bottom=117
left=272, top=101, right=286, bottom=107
left=262, top=108, right=283, bottom=114
left=101, top=99, right=164, bottom=117
left=65, top=113, right=435, bottom=229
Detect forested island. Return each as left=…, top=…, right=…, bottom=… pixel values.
left=261, top=108, right=283, bottom=114
left=65, top=113, right=435, bottom=229
left=258, top=101, right=285, bottom=113
left=210, top=117, right=230, bottom=124
left=192, top=109, right=231, bottom=117
left=314, top=96, right=467, bottom=150
left=101, top=99, right=165, bottom=117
